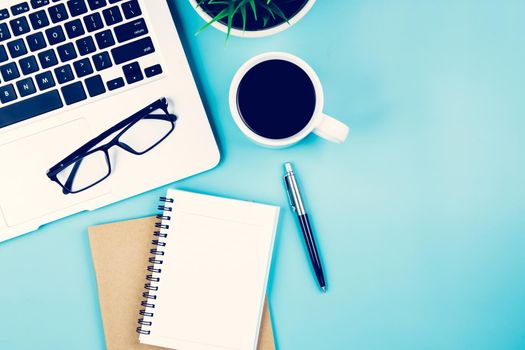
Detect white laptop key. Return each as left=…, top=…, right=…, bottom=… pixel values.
left=0, top=0, right=220, bottom=241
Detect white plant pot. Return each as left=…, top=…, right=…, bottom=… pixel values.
left=188, top=0, right=316, bottom=38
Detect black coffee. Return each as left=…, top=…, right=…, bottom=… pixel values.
left=237, top=59, right=316, bottom=140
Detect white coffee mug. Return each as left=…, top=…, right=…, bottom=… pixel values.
left=229, top=52, right=349, bottom=148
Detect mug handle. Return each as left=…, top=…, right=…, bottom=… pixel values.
left=312, top=113, right=349, bottom=144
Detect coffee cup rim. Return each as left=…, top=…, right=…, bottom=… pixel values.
left=229, top=52, right=324, bottom=147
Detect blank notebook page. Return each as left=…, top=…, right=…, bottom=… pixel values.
left=139, top=189, right=280, bottom=350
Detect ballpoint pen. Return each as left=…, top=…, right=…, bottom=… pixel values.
left=284, top=162, right=327, bottom=293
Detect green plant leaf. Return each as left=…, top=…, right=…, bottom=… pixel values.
left=234, top=0, right=252, bottom=32
left=249, top=0, right=257, bottom=20
left=259, top=0, right=289, bottom=24
left=226, top=0, right=235, bottom=40
left=240, top=4, right=247, bottom=32
left=195, top=7, right=230, bottom=34
left=234, top=0, right=252, bottom=12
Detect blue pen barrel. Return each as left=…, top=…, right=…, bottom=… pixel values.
left=298, top=213, right=326, bottom=290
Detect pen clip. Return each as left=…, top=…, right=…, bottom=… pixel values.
left=284, top=175, right=297, bottom=212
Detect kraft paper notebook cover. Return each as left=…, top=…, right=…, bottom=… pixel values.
left=89, top=215, right=277, bottom=350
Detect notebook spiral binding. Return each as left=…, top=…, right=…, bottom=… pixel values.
left=136, top=196, right=174, bottom=335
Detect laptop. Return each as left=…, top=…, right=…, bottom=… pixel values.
left=0, top=0, right=220, bottom=243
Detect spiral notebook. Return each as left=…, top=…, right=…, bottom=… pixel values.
left=88, top=216, right=276, bottom=350
left=136, top=189, right=280, bottom=350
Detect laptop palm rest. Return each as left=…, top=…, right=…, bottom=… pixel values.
left=0, top=118, right=111, bottom=227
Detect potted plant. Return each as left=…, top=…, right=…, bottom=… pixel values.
left=190, top=0, right=316, bottom=39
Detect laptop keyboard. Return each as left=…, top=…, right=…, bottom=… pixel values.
left=0, top=0, right=164, bottom=129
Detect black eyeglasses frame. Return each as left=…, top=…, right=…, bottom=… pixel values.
left=47, top=98, right=177, bottom=195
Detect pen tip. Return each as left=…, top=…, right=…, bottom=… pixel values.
left=322, top=287, right=327, bottom=293
left=285, top=162, right=293, bottom=172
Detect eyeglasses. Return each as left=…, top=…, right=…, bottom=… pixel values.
left=47, top=98, right=177, bottom=195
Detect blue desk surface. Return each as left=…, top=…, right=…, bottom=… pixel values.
left=2, top=1, right=525, bottom=349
